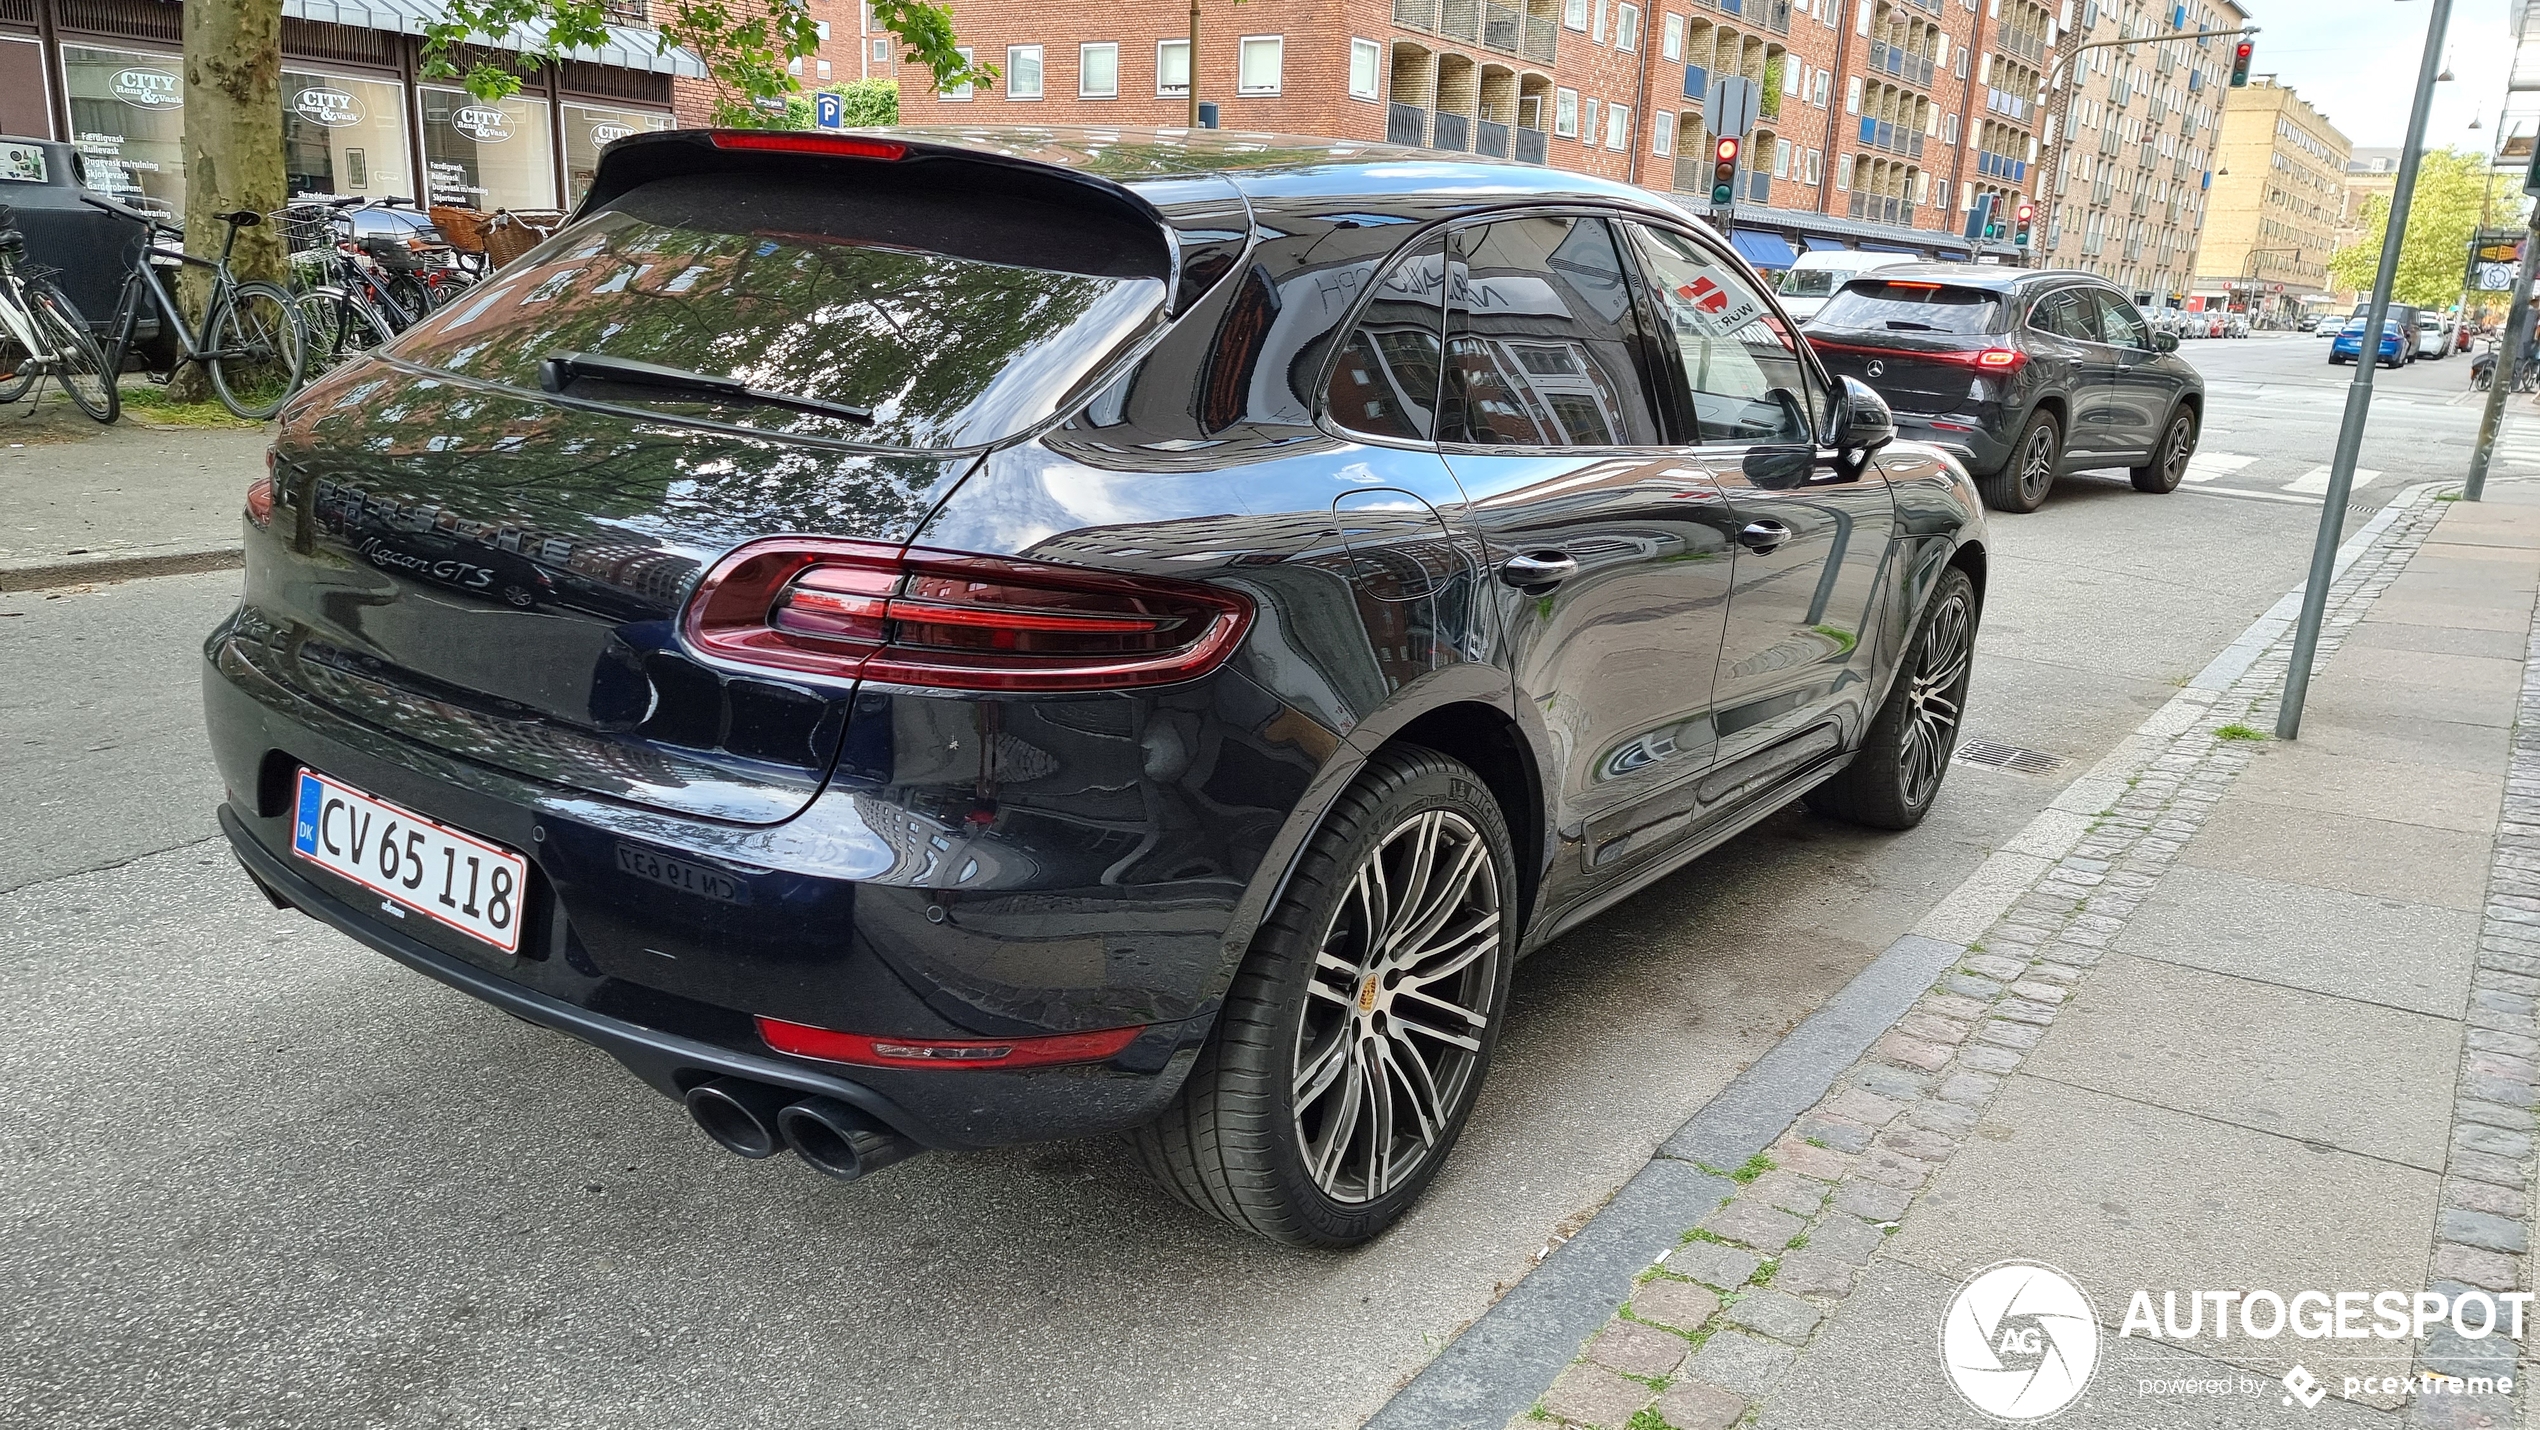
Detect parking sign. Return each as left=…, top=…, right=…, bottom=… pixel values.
left=815, top=91, right=843, bottom=129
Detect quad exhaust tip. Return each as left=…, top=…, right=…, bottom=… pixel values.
left=683, top=1077, right=922, bottom=1182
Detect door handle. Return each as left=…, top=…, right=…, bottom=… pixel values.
left=1738, top=520, right=1792, bottom=554
left=1497, top=550, right=1578, bottom=590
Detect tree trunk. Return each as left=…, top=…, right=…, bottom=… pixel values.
left=171, top=0, right=286, bottom=403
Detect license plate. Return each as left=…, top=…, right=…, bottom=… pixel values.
left=291, top=769, right=527, bottom=954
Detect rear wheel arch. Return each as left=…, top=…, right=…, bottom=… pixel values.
left=2026, top=392, right=2068, bottom=432
left=1384, top=702, right=1545, bottom=940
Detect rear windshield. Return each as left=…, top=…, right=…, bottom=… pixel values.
left=1779, top=268, right=1847, bottom=299
left=390, top=172, right=1168, bottom=449
left=1810, top=281, right=2000, bottom=335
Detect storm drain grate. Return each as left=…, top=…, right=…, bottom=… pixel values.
left=1955, top=738, right=2068, bottom=776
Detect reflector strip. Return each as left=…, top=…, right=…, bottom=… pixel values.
left=756, top=1015, right=1145, bottom=1070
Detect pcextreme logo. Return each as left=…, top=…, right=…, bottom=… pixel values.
left=1940, top=1261, right=2101, bottom=1421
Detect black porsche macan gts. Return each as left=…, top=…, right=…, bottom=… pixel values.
left=207, top=127, right=1988, bottom=1246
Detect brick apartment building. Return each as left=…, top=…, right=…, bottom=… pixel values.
left=878, top=0, right=2060, bottom=267
left=2034, top=0, right=2245, bottom=306
left=2193, top=75, right=2347, bottom=326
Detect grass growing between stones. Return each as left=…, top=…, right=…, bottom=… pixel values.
left=2214, top=723, right=2270, bottom=741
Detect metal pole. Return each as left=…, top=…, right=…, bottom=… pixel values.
left=1188, top=0, right=1200, bottom=129
left=2276, top=0, right=2453, bottom=740
left=2466, top=203, right=2540, bottom=503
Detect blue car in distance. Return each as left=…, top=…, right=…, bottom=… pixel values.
left=2330, top=318, right=2406, bottom=368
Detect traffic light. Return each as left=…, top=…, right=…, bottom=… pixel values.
left=1710, top=135, right=1741, bottom=207
left=2015, top=201, right=2035, bottom=247
left=2230, top=39, right=2253, bottom=87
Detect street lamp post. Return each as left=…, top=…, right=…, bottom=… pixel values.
left=2239, top=246, right=2302, bottom=327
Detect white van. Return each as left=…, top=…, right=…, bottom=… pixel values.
left=1776, top=248, right=1922, bottom=322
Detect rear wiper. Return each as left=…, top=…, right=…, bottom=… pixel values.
left=539, top=351, right=873, bottom=425
left=1882, top=320, right=1942, bottom=331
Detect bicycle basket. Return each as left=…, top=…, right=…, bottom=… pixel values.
left=272, top=205, right=342, bottom=256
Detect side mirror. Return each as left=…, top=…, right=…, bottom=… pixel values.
left=2153, top=330, right=2180, bottom=353
left=1833, top=375, right=1895, bottom=456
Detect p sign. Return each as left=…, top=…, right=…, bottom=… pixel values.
left=815, top=91, right=844, bottom=129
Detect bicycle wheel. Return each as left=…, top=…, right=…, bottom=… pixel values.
left=382, top=271, right=434, bottom=326
left=295, top=285, right=393, bottom=377
left=28, top=280, right=116, bottom=423
left=0, top=285, right=37, bottom=405
left=205, top=281, right=305, bottom=420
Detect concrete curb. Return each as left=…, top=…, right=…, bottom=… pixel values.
left=0, top=541, right=244, bottom=591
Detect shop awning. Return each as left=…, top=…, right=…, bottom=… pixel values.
left=1799, top=235, right=1851, bottom=252
left=1857, top=242, right=1924, bottom=255
left=1730, top=230, right=1799, bottom=270
left=284, top=0, right=708, bottom=78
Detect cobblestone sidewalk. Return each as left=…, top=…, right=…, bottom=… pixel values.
left=1517, top=482, right=2535, bottom=1430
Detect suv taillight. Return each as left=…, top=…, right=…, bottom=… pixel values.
left=683, top=538, right=1254, bottom=692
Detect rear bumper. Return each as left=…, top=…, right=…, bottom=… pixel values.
left=204, top=628, right=1247, bottom=1150
left=1893, top=416, right=2011, bottom=475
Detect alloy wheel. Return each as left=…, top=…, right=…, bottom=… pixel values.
left=1900, top=588, right=1974, bottom=809
left=1292, top=808, right=1502, bottom=1205
left=2161, top=416, right=2194, bottom=485
left=2020, top=426, right=2057, bottom=502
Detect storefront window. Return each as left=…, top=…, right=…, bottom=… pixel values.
left=560, top=102, right=671, bottom=206
left=283, top=70, right=411, bottom=200
left=62, top=44, right=184, bottom=219
left=420, top=87, right=557, bottom=213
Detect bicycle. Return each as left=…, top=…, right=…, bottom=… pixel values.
left=277, top=199, right=398, bottom=379
left=81, top=190, right=306, bottom=420
left=0, top=203, right=115, bottom=421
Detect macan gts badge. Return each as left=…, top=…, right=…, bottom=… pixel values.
left=209, top=125, right=1989, bottom=1246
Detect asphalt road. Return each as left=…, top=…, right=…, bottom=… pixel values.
left=0, top=332, right=2510, bottom=1430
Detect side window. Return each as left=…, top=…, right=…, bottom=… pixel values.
left=1617, top=222, right=1814, bottom=446
left=2031, top=289, right=2102, bottom=343
left=1325, top=236, right=1447, bottom=442
left=2092, top=290, right=2150, bottom=349
left=1439, top=216, right=1663, bottom=448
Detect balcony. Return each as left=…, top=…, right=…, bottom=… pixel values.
left=1484, top=2, right=1522, bottom=52
left=1847, top=191, right=1915, bottom=226
left=1394, top=0, right=1437, bottom=28
left=1856, top=116, right=1926, bottom=160
left=1515, top=126, right=1548, bottom=164
left=1440, top=0, right=1481, bottom=43
left=1868, top=40, right=1937, bottom=90
left=2000, top=28, right=2045, bottom=65
left=1523, top=14, right=1556, bottom=60
left=1433, top=111, right=1471, bottom=151
left=1387, top=102, right=1428, bottom=146
left=1682, top=63, right=1709, bottom=102
left=1973, top=151, right=2027, bottom=182
left=1765, top=0, right=1792, bottom=34
left=1475, top=118, right=1510, bottom=157
left=1748, top=169, right=1771, bottom=201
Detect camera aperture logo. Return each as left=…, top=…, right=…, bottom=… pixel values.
left=1942, top=1261, right=2102, bottom=1421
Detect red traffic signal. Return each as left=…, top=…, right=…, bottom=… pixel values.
left=1710, top=136, right=1741, bottom=206
left=2230, top=39, right=2253, bottom=87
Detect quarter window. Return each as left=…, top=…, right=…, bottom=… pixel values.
left=1080, top=42, right=1119, bottom=98
left=1618, top=223, right=1815, bottom=446
left=1439, top=217, right=1663, bottom=449
left=1325, top=237, right=1447, bottom=442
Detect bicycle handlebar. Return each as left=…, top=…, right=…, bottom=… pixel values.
left=79, top=189, right=157, bottom=228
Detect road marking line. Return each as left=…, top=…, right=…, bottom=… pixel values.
left=2283, top=466, right=2382, bottom=495
left=2180, top=485, right=2323, bottom=507
left=2183, top=452, right=2255, bottom=484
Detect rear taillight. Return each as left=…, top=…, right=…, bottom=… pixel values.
left=1810, top=339, right=2026, bottom=375
left=684, top=538, right=1253, bottom=692
left=1973, top=348, right=2024, bottom=370
left=757, top=1015, right=1144, bottom=1070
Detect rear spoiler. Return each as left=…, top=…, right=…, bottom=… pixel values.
left=579, top=129, right=1247, bottom=314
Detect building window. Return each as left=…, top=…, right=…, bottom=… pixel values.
left=1605, top=103, right=1628, bottom=149
left=946, top=46, right=976, bottom=100
left=1654, top=108, right=1675, bottom=155
left=1616, top=3, right=1640, bottom=51
left=1349, top=38, right=1381, bottom=100
left=872, top=37, right=890, bottom=64
left=1564, top=0, right=1589, bottom=31
left=1157, top=39, right=1189, bottom=96
left=1933, top=179, right=1950, bottom=212
left=1555, top=87, right=1579, bottom=136
left=419, top=86, right=556, bottom=209
left=559, top=101, right=666, bottom=205
left=1007, top=45, right=1044, bottom=100
left=1583, top=98, right=1599, bottom=141
left=1806, top=148, right=1822, bottom=183
left=1834, top=154, right=1850, bottom=189
left=1773, top=137, right=1791, bottom=176
left=1663, top=11, right=1684, bottom=59
left=1080, top=42, right=1119, bottom=98
left=1845, top=76, right=1861, bottom=114
left=281, top=69, right=417, bottom=203
left=1237, top=36, right=1283, bottom=94
left=1943, top=113, right=1958, bottom=143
